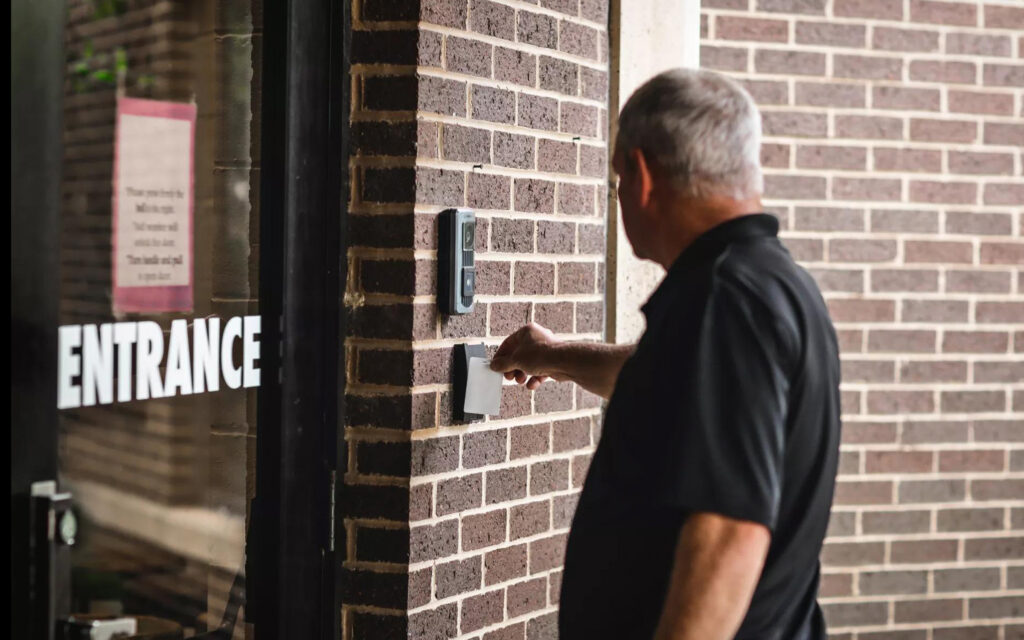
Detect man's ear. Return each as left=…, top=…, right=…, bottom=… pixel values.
left=629, top=148, right=655, bottom=209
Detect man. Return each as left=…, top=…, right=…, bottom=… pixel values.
left=490, top=69, right=841, bottom=640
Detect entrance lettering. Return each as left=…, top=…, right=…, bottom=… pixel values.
left=57, top=316, right=260, bottom=409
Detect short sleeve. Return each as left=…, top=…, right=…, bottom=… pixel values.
left=657, top=278, right=792, bottom=530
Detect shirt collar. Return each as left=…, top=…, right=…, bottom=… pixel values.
left=641, top=213, right=780, bottom=319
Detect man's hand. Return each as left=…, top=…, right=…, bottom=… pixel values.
left=491, top=324, right=636, bottom=399
left=491, top=323, right=562, bottom=390
left=653, top=513, right=770, bottom=640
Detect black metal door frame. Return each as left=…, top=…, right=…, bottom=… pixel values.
left=249, top=0, right=347, bottom=638
left=9, top=0, right=348, bottom=637
left=11, top=1, right=65, bottom=638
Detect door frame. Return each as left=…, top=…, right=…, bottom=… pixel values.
left=11, top=1, right=65, bottom=638
left=9, top=0, right=348, bottom=638
left=249, top=0, right=347, bottom=638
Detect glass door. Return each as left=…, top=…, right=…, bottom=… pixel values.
left=13, top=1, right=342, bottom=637
left=55, top=1, right=262, bottom=637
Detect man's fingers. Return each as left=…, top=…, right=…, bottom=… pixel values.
left=526, top=376, right=548, bottom=390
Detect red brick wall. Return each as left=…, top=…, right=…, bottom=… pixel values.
left=701, top=0, right=1024, bottom=637
left=344, top=0, right=608, bottom=637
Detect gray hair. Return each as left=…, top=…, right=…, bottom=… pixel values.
left=615, top=68, right=763, bottom=201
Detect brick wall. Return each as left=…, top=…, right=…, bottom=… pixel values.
left=701, top=0, right=1024, bottom=637
left=343, top=0, right=608, bottom=638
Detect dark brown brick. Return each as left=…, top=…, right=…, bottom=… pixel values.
left=486, top=466, right=528, bottom=504
left=911, top=0, right=977, bottom=25
left=822, top=602, right=889, bottom=628
left=701, top=45, right=748, bottom=72
left=461, top=589, right=505, bottom=633
left=874, top=86, right=941, bottom=111
left=510, top=500, right=551, bottom=539
left=529, top=533, right=568, bottom=573
left=463, top=509, right=508, bottom=551
left=407, top=606, right=457, bottom=640
left=822, top=541, right=886, bottom=565
left=833, top=481, right=893, bottom=505
left=469, top=173, right=511, bottom=210
left=552, top=417, right=590, bottom=452
left=470, top=0, right=515, bottom=40
left=511, top=423, right=550, bottom=459
left=935, top=568, right=1001, bottom=592
left=873, top=26, right=940, bottom=52
left=485, top=544, right=528, bottom=585
left=538, top=139, right=578, bottom=175
left=942, top=390, right=1006, bottom=413
left=910, top=118, right=977, bottom=143
left=410, top=519, right=460, bottom=562
left=964, top=537, right=1024, bottom=561
left=894, top=598, right=964, bottom=624
left=843, top=421, right=897, bottom=444
left=764, top=175, right=827, bottom=200
left=985, top=3, right=1024, bottom=28
left=530, top=459, right=569, bottom=495
left=534, top=301, right=574, bottom=333
left=865, top=451, right=934, bottom=473
left=949, top=90, right=1015, bottom=116
left=755, top=50, right=826, bottom=76
left=874, top=148, right=942, bottom=173
left=862, top=510, right=930, bottom=534
left=514, top=262, right=555, bottom=295
left=422, top=0, right=468, bottom=28
left=716, top=16, right=789, bottom=42
left=489, top=134, right=534, bottom=171
left=518, top=10, right=558, bottom=49
left=472, top=85, right=516, bottom=124
left=534, top=380, right=574, bottom=413
left=435, top=556, right=483, bottom=599
left=900, top=361, right=967, bottom=383
left=834, top=0, right=903, bottom=19
left=515, top=179, right=556, bottom=213
left=559, top=21, right=598, bottom=59
left=870, top=209, right=938, bottom=233
left=556, top=261, right=595, bottom=294
left=795, top=21, right=864, bottom=47
left=560, top=102, right=599, bottom=137
left=834, top=55, right=902, bottom=80
left=507, top=577, right=548, bottom=617
left=938, top=507, right=1005, bottom=532
left=827, top=299, right=895, bottom=323
left=860, top=571, right=928, bottom=595
left=539, top=56, right=578, bottom=95
left=943, top=331, right=1009, bottom=353
left=899, top=479, right=966, bottom=504
left=972, top=479, right=1024, bottom=501
left=796, top=145, right=866, bottom=170
left=447, top=36, right=492, bottom=77
left=891, top=539, right=959, bottom=564
left=517, top=95, right=557, bottom=132
left=836, top=115, right=903, bottom=139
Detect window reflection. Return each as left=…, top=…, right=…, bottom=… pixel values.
left=58, top=2, right=261, bottom=636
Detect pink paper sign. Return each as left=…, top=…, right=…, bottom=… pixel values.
left=112, top=97, right=196, bottom=314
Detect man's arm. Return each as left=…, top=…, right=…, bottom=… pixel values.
left=653, top=513, right=771, bottom=640
left=490, top=323, right=634, bottom=400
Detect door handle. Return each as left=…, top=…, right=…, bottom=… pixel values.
left=57, top=617, right=137, bottom=640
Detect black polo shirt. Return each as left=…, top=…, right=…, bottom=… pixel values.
left=559, top=214, right=841, bottom=640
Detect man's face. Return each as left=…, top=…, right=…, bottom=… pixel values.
left=612, top=148, right=652, bottom=261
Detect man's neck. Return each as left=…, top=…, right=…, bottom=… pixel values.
left=654, top=194, right=764, bottom=270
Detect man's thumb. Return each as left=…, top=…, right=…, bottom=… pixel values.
left=490, top=355, right=512, bottom=372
